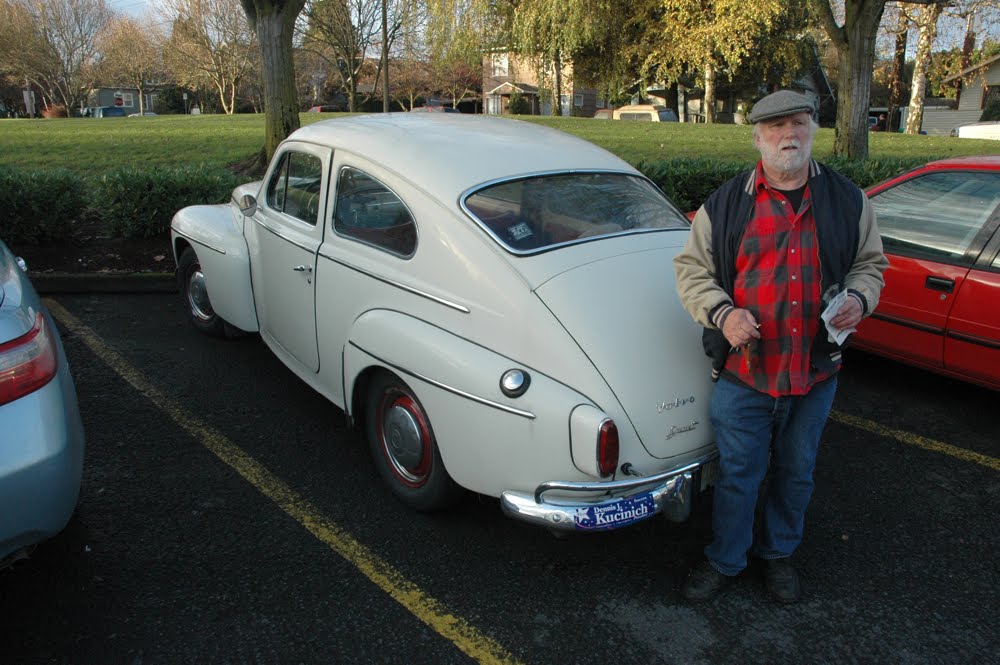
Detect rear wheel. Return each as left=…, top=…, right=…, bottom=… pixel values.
left=366, top=371, right=463, bottom=511
left=177, top=246, right=227, bottom=337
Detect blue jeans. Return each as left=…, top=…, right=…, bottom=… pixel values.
left=705, top=376, right=837, bottom=576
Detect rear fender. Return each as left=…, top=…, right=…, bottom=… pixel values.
left=343, top=309, right=604, bottom=496
left=171, top=203, right=258, bottom=332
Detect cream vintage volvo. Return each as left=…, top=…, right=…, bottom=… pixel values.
left=170, top=114, right=717, bottom=532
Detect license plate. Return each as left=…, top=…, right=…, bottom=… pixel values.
left=574, top=492, right=656, bottom=531
left=700, top=459, right=719, bottom=491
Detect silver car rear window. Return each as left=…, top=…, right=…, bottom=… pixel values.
left=462, top=172, right=689, bottom=253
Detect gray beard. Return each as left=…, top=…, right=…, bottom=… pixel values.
left=760, top=140, right=812, bottom=175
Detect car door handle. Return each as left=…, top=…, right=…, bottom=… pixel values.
left=925, top=276, right=954, bottom=293
left=293, top=265, right=313, bottom=273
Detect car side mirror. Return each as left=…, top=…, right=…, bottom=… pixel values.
left=239, top=194, right=258, bottom=217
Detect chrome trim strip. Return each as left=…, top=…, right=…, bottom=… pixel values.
left=348, top=341, right=535, bottom=419
left=318, top=252, right=470, bottom=313
left=532, top=452, right=716, bottom=502
left=172, top=229, right=226, bottom=255
left=255, top=218, right=317, bottom=254
left=500, top=451, right=718, bottom=531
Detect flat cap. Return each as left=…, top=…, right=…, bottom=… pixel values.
left=748, top=90, right=816, bottom=124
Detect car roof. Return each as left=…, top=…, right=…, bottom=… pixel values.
left=920, top=155, right=1000, bottom=169
left=289, top=114, right=637, bottom=200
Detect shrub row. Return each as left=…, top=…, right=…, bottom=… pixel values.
left=0, top=167, right=85, bottom=244
left=637, top=156, right=931, bottom=213
left=0, top=166, right=252, bottom=245
left=1, top=157, right=931, bottom=246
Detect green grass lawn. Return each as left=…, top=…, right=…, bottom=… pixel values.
left=1, top=112, right=997, bottom=175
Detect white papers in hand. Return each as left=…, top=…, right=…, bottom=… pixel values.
left=821, top=290, right=855, bottom=345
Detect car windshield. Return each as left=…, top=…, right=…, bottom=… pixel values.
left=462, top=172, right=689, bottom=252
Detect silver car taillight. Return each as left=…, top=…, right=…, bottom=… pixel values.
left=0, top=311, right=58, bottom=406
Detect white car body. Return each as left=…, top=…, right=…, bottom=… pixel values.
left=951, top=121, right=1000, bottom=140
left=170, top=114, right=716, bottom=532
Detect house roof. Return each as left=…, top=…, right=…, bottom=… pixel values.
left=486, top=81, right=539, bottom=96
left=942, top=53, right=1000, bottom=84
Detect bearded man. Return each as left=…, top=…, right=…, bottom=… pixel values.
left=673, top=90, right=888, bottom=603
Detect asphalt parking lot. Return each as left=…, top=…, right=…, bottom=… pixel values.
left=3, top=292, right=998, bottom=665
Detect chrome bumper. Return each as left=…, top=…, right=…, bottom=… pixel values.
left=500, top=452, right=718, bottom=532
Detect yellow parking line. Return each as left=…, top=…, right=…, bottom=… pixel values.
left=47, top=300, right=523, bottom=665
left=829, top=410, right=1000, bottom=472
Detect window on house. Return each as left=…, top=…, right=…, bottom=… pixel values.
left=573, top=94, right=583, bottom=107
left=491, top=55, right=509, bottom=77
left=121, top=92, right=134, bottom=108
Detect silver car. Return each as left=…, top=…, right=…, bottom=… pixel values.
left=0, top=238, right=85, bottom=566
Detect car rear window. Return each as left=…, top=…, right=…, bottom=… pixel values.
left=462, top=172, right=689, bottom=253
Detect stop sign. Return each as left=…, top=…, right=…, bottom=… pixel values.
left=114, top=97, right=123, bottom=107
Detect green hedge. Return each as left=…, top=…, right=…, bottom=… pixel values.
left=0, top=167, right=86, bottom=244
left=637, top=156, right=930, bottom=212
left=0, top=157, right=931, bottom=247
left=0, top=166, right=252, bottom=245
left=93, top=166, right=249, bottom=239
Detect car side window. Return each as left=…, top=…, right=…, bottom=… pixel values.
left=333, top=167, right=416, bottom=256
left=265, top=151, right=324, bottom=225
left=870, top=171, right=1000, bottom=264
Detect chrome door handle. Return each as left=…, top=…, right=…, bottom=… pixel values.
left=293, top=265, right=313, bottom=273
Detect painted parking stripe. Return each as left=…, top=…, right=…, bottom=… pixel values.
left=829, top=410, right=1000, bottom=472
left=47, top=300, right=523, bottom=665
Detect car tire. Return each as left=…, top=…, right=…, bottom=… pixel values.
left=177, top=246, right=232, bottom=338
left=366, top=371, right=464, bottom=511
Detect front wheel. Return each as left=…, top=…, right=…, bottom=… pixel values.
left=177, top=246, right=228, bottom=337
left=366, top=371, right=464, bottom=511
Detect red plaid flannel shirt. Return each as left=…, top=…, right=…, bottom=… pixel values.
left=723, top=163, right=836, bottom=396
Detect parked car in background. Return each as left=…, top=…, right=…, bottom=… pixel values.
left=613, top=105, right=679, bottom=122
left=408, top=105, right=460, bottom=113
left=128, top=111, right=158, bottom=117
left=89, top=106, right=127, bottom=118
left=949, top=121, right=1000, bottom=140
left=170, top=114, right=718, bottom=532
left=0, top=239, right=85, bottom=567
left=307, top=104, right=344, bottom=113
left=593, top=109, right=614, bottom=120
left=853, top=156, right=1000, bottom=390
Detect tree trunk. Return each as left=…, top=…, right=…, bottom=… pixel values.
left=704, top=63, right=715, bottom=124
left=906, top=2, right=942, bottom=135
left=554, top=50, right=563, bottom=116
left=887, top=10, right=908, bottom=133
left=832, top=1, right=885, bottom=159
left=241, top=0, right=306, bottom=161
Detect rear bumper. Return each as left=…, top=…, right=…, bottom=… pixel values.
left=500, top=451, right=717, bottom=532
left=0, top=365, right=85, bottom=562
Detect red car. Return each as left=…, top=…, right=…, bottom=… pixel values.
left=853, top=156, right=1000, bottom=390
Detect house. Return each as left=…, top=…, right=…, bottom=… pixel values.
left=920, top=54, right=1000, bottom=135
left=482, top=52, right=601, bottom=117
left=84, top=86, right=159, bottom=115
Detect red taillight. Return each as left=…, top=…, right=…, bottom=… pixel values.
left=0, top=311, right=58, bottom=406
left=597, top=419, right=619, bottom=477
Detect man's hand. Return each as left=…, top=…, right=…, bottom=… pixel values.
left=829, top=296, right=863, bottom=330
left=722, top=308, right=761, bottom=348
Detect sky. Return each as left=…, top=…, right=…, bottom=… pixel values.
left=110, top=0, right=151, bottom=18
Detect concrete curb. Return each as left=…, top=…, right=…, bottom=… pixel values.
left=32, top=271, right=176, bottom=295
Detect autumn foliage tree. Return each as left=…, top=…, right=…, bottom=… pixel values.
left=161, top=0, right=258, bottom=115
left=97, top=16, right=164, bottom=115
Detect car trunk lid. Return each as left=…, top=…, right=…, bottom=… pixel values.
left=533, top=243, right=714, bottom=459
